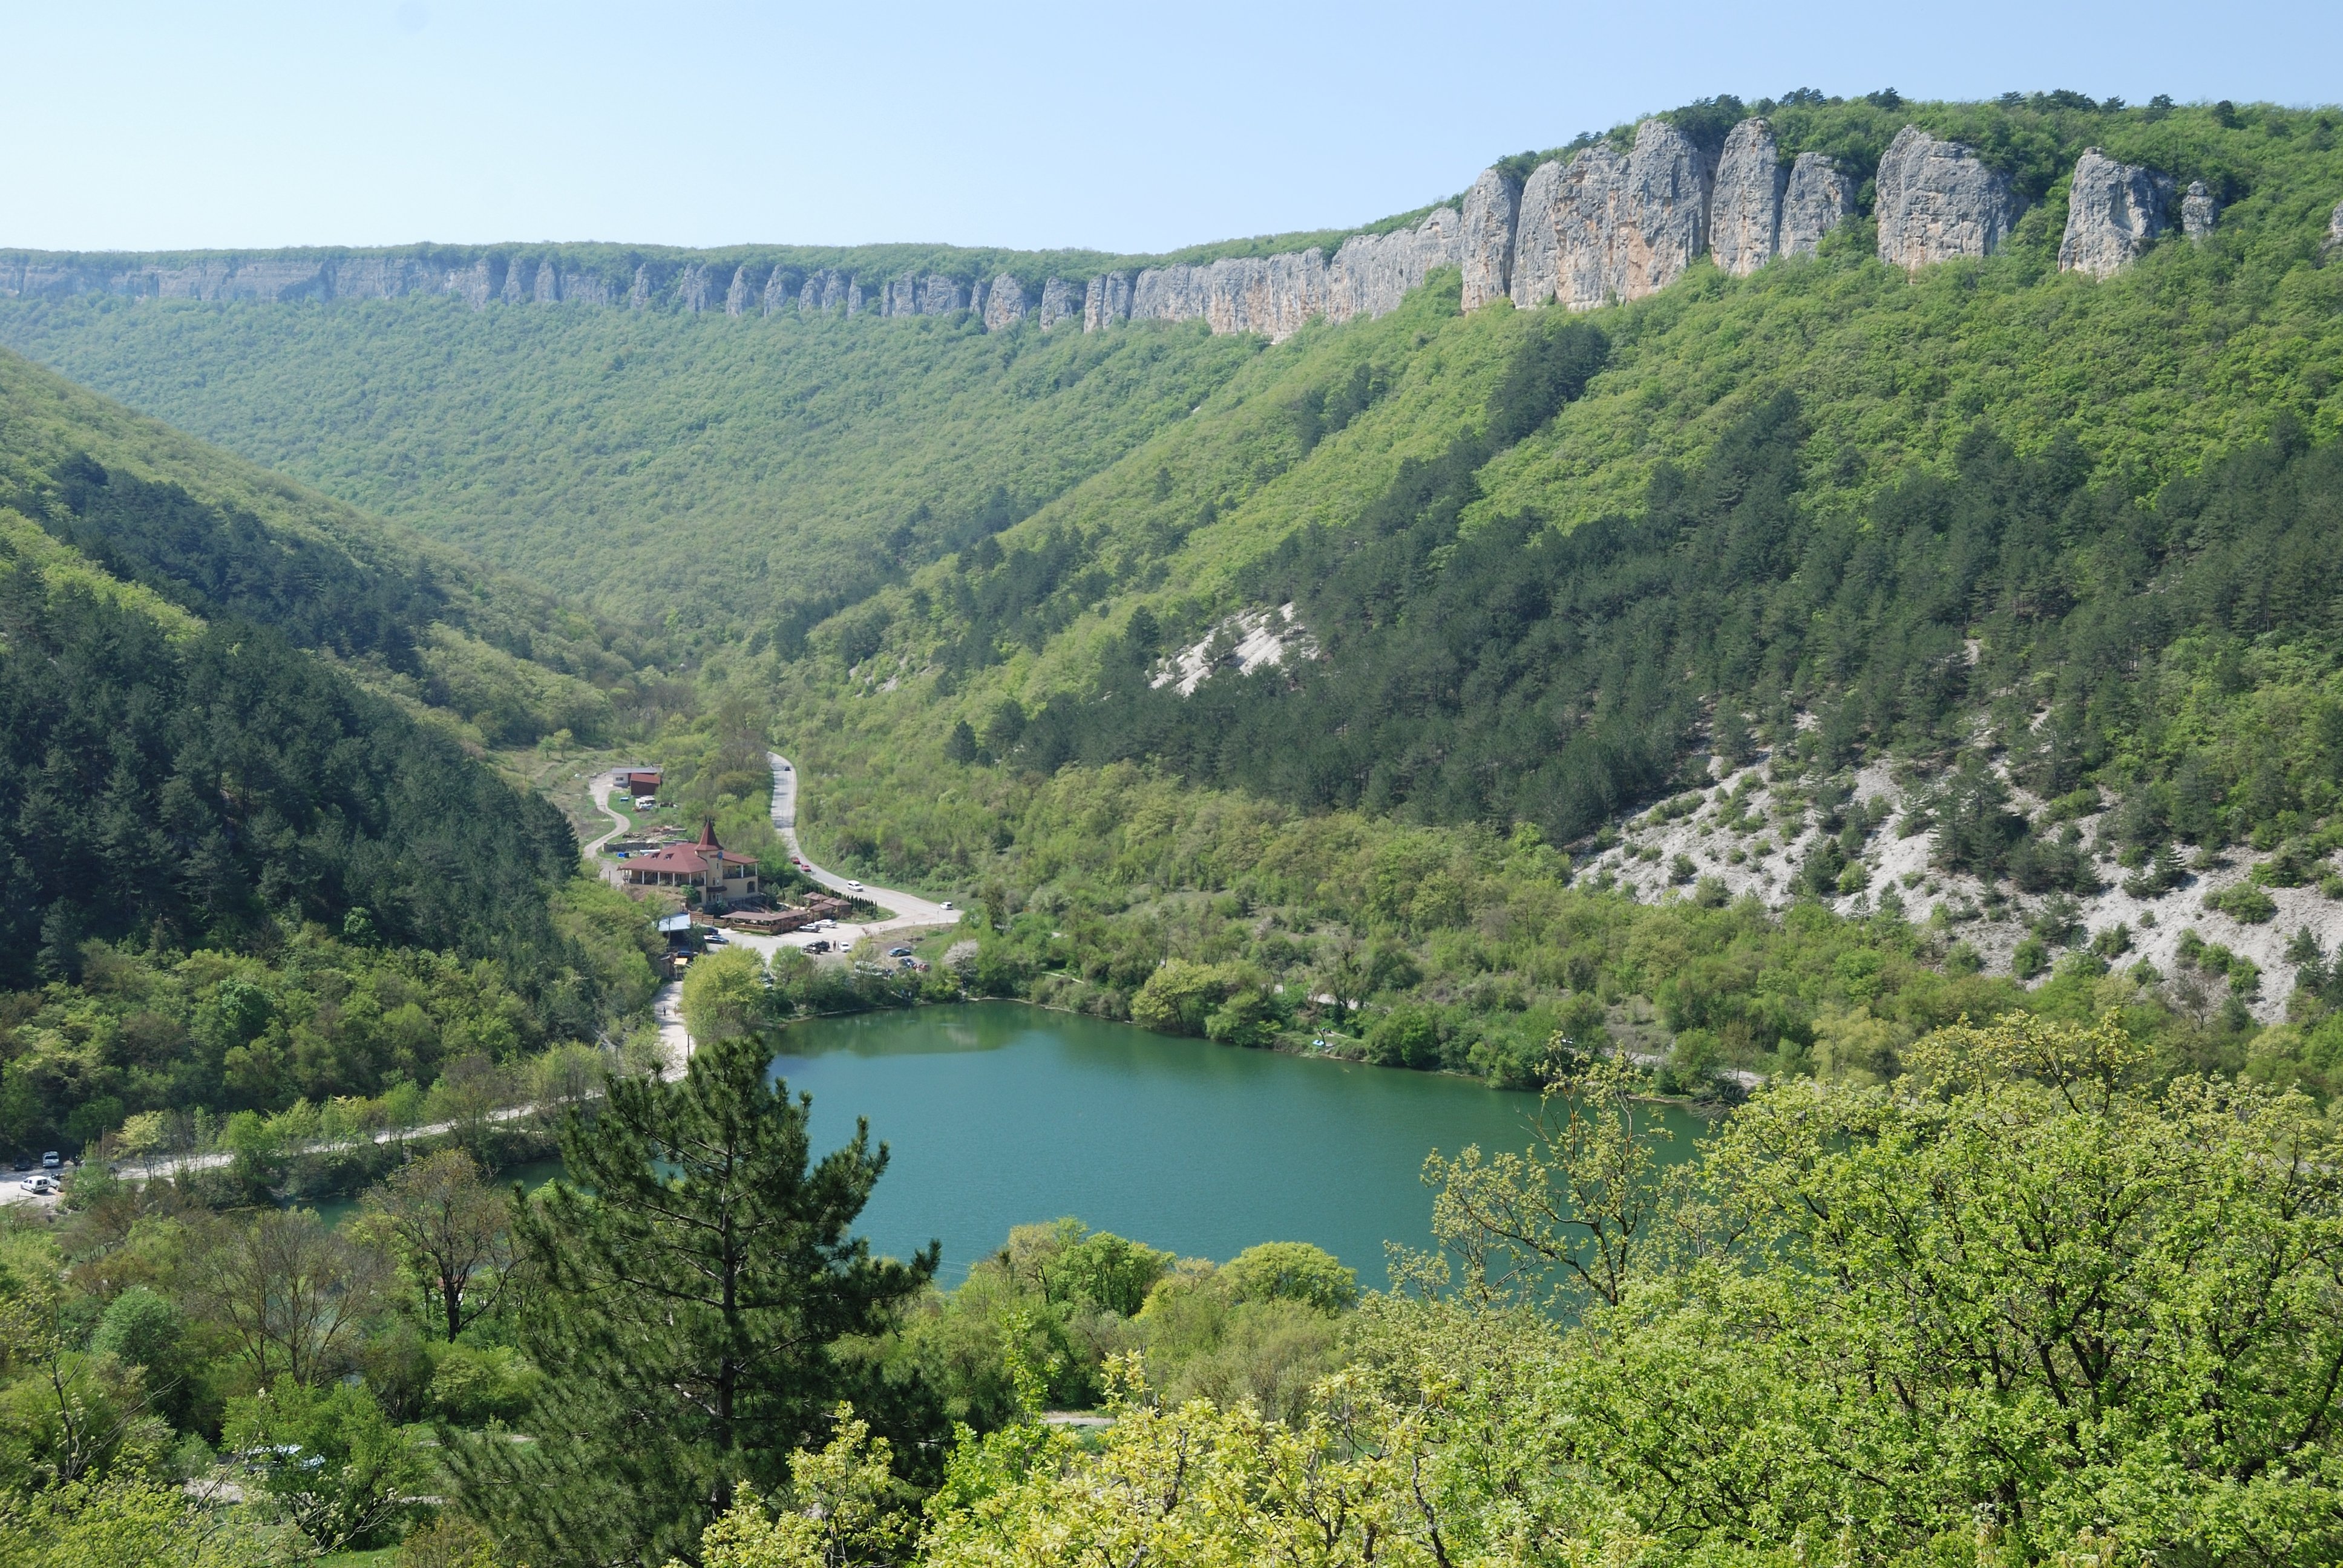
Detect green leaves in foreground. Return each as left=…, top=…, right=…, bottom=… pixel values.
left=1402, top=1010, right=2343, bottom=1563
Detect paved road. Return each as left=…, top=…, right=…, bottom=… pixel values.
left=766, top=751, right=955, bottom=931
left=584, top=766, right=658, bottom=883
left=706, top=753, right=958, bottom=968
left=652, top=980, right=691, bottom=1079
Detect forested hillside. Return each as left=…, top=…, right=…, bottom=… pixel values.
left=18, top=88, right=2343, bottom=1568
left=11, top=92, right=2343, bottom=1091
left=0, top=348, right=653, bottom=744
left=0, top=354, right=661, bottom=1157
left=0, top=298, right=1268, bottom=641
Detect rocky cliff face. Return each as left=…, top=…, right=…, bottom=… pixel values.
left=1458, top=168, right=1521, bottom=310
left=0, top=114, right=2205, bottom=341
left=1084, top=270, right=1135, bottom=331
left=982, top=273, right=1026, bottom=331
left=1709, top=119, right=1784, bottom=276
left=1324, top=207, right=1460, bottom=325
left=2059, top=149, right=2174, bottom=278
left=1512, top=119, right=1711, bottom=311
left=1507, top=158, right=1568, bottom=309
left=2183, top=181, right=2220, bottom=244
left=1876, top=126, right=2020, bottom=271
left=1780, top=154, right=1856, bottom=258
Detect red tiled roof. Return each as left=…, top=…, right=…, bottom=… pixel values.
left=626, top=844, right=756, bottom=875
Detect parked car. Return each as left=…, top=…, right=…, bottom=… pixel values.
left=703, top=930, right=727, bottom=946
left=886, top=946, right=913, bottom=958
left=807, top=940, right=831, bottom=954
left=941, top=900, right=954, bottom=910
left=41, top=1152, right=60, bottom=1170
left=19, top=1176, right=52, bottom=1195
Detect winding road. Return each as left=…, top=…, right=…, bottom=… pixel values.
left=765, top=751, right=956, bottom=933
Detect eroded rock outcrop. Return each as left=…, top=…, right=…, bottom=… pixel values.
left=2182, top=181, right=2219, bottom=244
left=983, top=273, right=1026, bottom=330
left=327, top=256, right=439, bottom=300
left=2322, top=198, right=2343, bottom=260
left=1519, top=119, right=1712, bottom=311
left=1130, top=264, right=1207, bottom=325
left=1780, top=153, right=1856, bottom=258
left=1326, top=206, right=1460, bottom=324
left=2059, top=149, right=2174, bottom=278
left=1709, top=118, right=1784, bottom=276
left=1875, top=125, right=2020, bottom=271
left=0, top=106, right=2154, bottom=341
left=1084, top=270, right=1133, bottom=330
left=1458, top=167, right=1521, bottom=309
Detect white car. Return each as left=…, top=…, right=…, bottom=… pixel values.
left=941, top=900, right=954, bottom=910
left=18, top=1176, right=51, bottom=1195
left=847, top=880, right=864, bottom=892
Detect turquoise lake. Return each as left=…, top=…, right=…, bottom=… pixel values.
left=764, top=1002, right=1707, bottom=1285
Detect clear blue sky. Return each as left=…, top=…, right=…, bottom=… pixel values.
left=7, top=1, right=2338, bottom=256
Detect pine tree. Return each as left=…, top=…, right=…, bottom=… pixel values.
left=447, top=1034, right=940, bottom=1566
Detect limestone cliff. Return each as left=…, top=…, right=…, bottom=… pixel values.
left=1517, top=119, right=1711, bottom=312
left=1, top=109, right=2203, bottom=345
left=2183, top=181, right=2220, bottom=244
left=1325, top=207, right=1460, bottom=324
left=1084, top=270, right=1134, bottom=331
left=2059, top=149, right=2174, bottom=277
left=982, top=273, right=1026, bottom=330
left=450, top=258, right=494, bottom=310
left=1709, top=118, right=1784, bottom=277
left=1780, top=153, right=1856, bottom=257
left=1875, top=125, right=2020, bottom=271
left=1458, top=168, right=1521, bottom=310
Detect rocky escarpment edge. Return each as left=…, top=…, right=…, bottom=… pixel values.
left=0, top=118, right=2254, bottom=339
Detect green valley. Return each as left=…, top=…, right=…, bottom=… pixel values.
left=10, top=81, right=2343, bottom=1568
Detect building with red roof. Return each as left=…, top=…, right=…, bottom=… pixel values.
left=621, top=820, right=760, bottom=907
